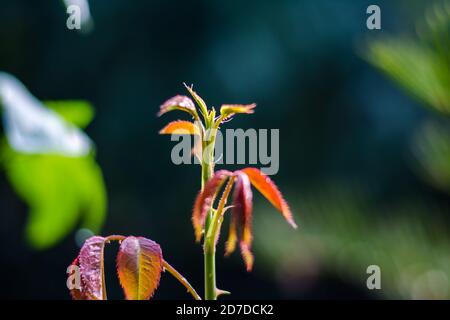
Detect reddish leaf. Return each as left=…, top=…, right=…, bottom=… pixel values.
left=159, top=120, right=200, bottom=135
left=241, top=168, right=297, bottom=229
left=117, top=236, right=163, bottom=300
left=220, top=103, right=256, bottom=118
left=192, top=170, right=232, bottom=241
left=158, top=95, right=196, bottom=117
left=224, top=210, right=238, bottom=256
left=78, top=236, right=107, bottom=300
left=232, top=172, right=254, bottom=271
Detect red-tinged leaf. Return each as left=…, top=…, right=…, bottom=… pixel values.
left=78, top=236, right=107, bottom=300
left=232, top=172, right=254, bottom=271
left=192, top=170, right=233, bottom=241
left=159, top=120, right=200, bottom=135
left=241, top=168, right=297, bottom=229
left=224, top=208, right=238, bottom=256
left=220, top=103, right=256, bottom=118
left=184, top=83, right=208, bottom=116
left=240, top=243, right=254, bottom=272
left=117, top=236, right=163, bottom=300
left=158, top=95, right=196, bottom=117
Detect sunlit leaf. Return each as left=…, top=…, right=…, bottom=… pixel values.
left=158, top=95, right=196, bottom=117
left=192, top=170, right=233, bottom=241
left=183, top=83, right=208, bottom=117
left=220, top=103, right=256, bottom=118
left=0, top=86, right=107, bottom=249
left=117, top=236, right=163, bottom=300
left=78, top=236, right=107, bottom=300
left=241, top=168, right=297, bottom=229
left=159, top=120, right=200, bottom=135
left=366, top=38, right=450, bottom=114
left=0, top=72, right=92, bottom=156
left=44, top=100, right=94, bottom=129
left=1, top=144, right=107, bottom=249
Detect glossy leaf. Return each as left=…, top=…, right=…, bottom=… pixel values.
left=220, top=103, right=256, bottom=118
left=192, top=170, right=233, bottom=241
left=117, top=236, right=163, bottom=300
left=159, top=120, right=200, bottom=135
left=241, top=168, right=297, bottom=229
left=78, top=236, right=107, bottom=300
left=158, top=95, right=196, bottom=117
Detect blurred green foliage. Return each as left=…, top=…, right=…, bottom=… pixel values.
left=254, top=1, right=450, bottom=300
left=255, top=185, right=450, bottom=299
left=365, top=1, right=450, bottom=115
left=0, top=101, right=107, bottom=249
left=366, top=2, right=450, bottom=195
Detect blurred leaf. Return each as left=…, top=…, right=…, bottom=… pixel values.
left=1, top=144, right=107, bottom=249
left=365, top=3, right=450, bottom=115
left=44, top=100, right=94, bottom=129
left=413, top=121, right=450, bottom=193
left=0, top=100, right=107, bottom=249
left=255, top=183, right=450, bottom=299
left=366, top=38, right=450, bottom=114
left=117, top=236, right=163, bottom=300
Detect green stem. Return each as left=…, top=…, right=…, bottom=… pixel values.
left=203, top=238, right=216, bottom=300
left=201, top=128, right=217, bottom=300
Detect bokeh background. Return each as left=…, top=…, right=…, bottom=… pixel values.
left=0, top=0, right=449, bottom=299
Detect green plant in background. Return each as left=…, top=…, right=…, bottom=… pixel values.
left=252, top=1, right=450, bottom=300
left=0, top=73, right=107, bottom=249
left=255, top=184, right=450, bottom=299
left=67, top=84, right=297, bottom=300
left=366, top=1, right=450, bottom=193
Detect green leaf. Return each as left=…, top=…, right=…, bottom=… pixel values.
left=44, top=100, right=94, bottom=129
left=366, top=38, right=450, bottom=114
left=1, top=142, right=107, bottom=249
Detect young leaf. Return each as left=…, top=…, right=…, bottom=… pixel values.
left=192, top=170, right=233, bottom=241
left=232, top=172, right=254, bottom=271
left=183, top=83, right=208, bottom=117
left=159, top=120, right=200, bottom=135
left=78, top=236, right=107, bottom=300
left=220, top=103, right=256, bottom=118
left=241, top=168, right=297, bottom=229
left=117, top=236, right=163, bottom=300
left=225, top=211, right=238, bottom=256
left=158, top=95, right=196, bottom=117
